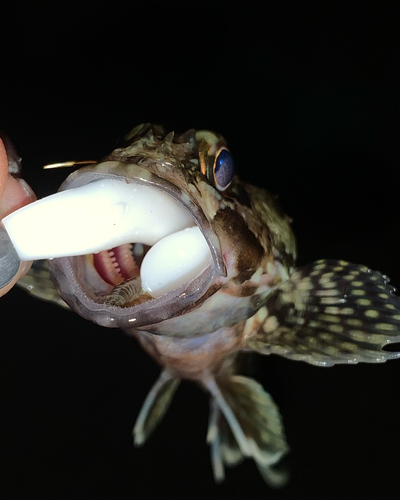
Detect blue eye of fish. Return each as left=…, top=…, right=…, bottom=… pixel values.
left=213, top=149, right=234, bottom=191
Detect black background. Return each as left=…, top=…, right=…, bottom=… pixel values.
left=1, top=2, right=400, bottom=499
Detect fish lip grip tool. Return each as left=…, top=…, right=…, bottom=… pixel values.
left=1, top=178, right=214, bottom=299
left=1, top=178, right=195, bottom=261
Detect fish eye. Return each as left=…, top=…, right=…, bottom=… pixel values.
left=213, top=149, right=234, bottom=191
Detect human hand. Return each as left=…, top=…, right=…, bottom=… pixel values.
left=0, top=136, right=36, bottom=296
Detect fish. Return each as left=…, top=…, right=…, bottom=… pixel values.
left=18, top=123, right=400, bottom=487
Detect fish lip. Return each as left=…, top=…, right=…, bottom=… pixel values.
left=48, top=162, right=227, bottom=330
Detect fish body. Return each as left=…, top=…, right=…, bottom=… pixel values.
left=19, top=124, right=400, bottom=486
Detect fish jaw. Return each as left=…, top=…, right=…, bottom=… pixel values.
left=47, top=160, right=231, bottom=330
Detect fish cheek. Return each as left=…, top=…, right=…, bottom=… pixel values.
left=213, top=208, right=264, bottom=276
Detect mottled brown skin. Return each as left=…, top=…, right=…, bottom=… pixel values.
left=110, top=126, right=296, bottom=380
left=53, top=124, right=296, bottom=380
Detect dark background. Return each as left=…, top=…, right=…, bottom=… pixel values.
left=1, top=2, right=400, bottom=499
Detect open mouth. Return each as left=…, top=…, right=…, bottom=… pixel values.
left=48, top=168, right=226, bottom=329
left=87, top=221, right=213, bottom=308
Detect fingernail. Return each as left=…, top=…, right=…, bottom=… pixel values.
left=0, top=226, right=21, bottom=288
left=17, top=178, right=36, bottom=199
left=0, top=131, right=22, bottom=176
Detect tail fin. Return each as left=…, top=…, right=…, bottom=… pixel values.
left=205, top=375, right=289, bottom=487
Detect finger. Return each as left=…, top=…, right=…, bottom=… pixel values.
left=0, top=138, right=8, bottom=198
left=0, top=173, right=36, bottom=219
left=0, top=138, right=37, bottom=296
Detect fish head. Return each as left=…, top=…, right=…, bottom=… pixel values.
left=48, top=124, right=296, bottom=334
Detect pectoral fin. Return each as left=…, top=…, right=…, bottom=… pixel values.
left=17, top=259, right=69, bottom=310
left=246, top=260, right=400, bottom=366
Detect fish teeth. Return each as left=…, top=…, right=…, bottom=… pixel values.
left=93, top=250, right=124, bottom=286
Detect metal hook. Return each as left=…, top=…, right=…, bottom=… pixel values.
left=43, top=160, right=97, bottom=170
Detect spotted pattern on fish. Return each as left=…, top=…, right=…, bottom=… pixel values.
left=246, top=260, right=400, bottom=366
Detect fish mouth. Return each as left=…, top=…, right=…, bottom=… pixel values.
left=48, top=162, right=226, bottom=329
